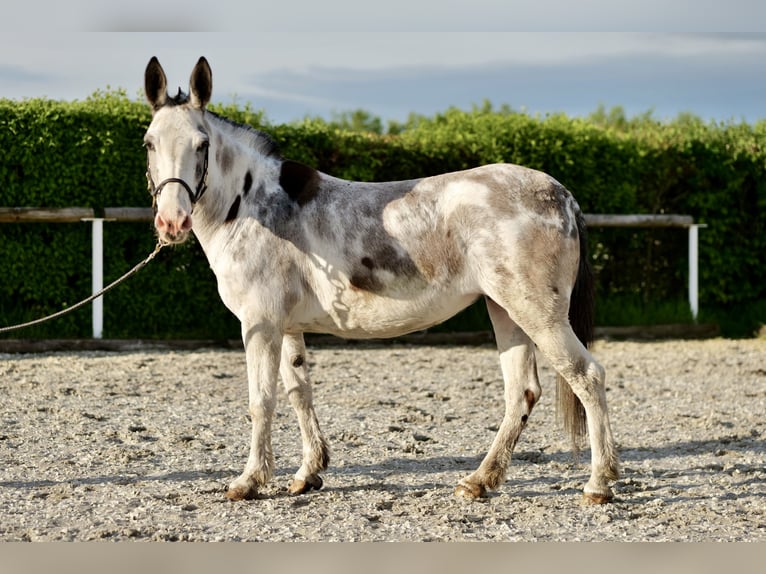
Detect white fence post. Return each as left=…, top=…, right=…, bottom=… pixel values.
left=688, top=224, right=706, bottom=322
left=582, top=214, right=705, bottom=323
left=91, top=219, right=104, bottom=339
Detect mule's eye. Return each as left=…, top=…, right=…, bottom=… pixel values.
left=197, top=140, right=209, bottom=152
left=144, top=141, right=155, bottom=152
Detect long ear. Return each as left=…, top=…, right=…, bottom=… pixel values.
left=145, top=57, right=168, bottom=111
left=189, top=57, right=212, bottom=110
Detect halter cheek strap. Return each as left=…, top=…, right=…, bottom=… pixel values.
left=146, top=146, right=209, bottom=211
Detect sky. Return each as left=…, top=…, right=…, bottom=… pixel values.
left=1, top=2, right=766, bottom=126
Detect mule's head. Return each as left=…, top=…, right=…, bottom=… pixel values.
left=144, top=56, right=212, bottom=244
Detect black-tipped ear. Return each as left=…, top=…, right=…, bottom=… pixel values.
left=145, top=56, right=168, bottom=111
left=189, top=57, right=212, bottom=110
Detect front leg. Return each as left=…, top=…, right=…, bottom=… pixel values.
left=280, top=333, right=330, bottom=495
left=226, top=323, right=282, bottom=501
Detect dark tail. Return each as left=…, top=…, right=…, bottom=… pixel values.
left=556, top=209, right=593, bottom=455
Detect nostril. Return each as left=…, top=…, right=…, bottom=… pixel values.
left=180, top=214, right=193, bottom=232
left=154, top=213, right=166, bottom=231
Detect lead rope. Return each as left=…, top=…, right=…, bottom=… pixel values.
left=0, top=241, right=165, bottom=334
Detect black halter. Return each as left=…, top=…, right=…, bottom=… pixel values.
left=146, top=146, right=209, bottom=212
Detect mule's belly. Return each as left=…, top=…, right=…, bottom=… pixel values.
left=289, top=289, right=479, bottom=339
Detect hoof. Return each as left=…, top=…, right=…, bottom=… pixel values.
left=454, top=482, right=487, bottom=499
left=582, top=490, right=614, bottom=505
left=288, top=475, right=323, bottom=495
left=225, top=482, right=259, bottom=501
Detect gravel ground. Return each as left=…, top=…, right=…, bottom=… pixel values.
left=1, top=337, right=764, bottom=541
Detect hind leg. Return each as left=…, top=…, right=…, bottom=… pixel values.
left=531, top=324, right=619, bottom=503
left=455, top=297, right=542, bottom=499
left=499, top=295, right=618, bottom=502
left=476, top=226, right=618, bottom=502
left=279, top=333, right=330, bottom=495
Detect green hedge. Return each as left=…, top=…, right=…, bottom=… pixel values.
left=1, top=94, right=764, bottom=339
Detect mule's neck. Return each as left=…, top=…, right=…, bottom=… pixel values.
left=190, top=112, right=282, bottom=245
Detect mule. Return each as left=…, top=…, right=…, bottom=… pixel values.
left=143, top=56, right=619, bottom=503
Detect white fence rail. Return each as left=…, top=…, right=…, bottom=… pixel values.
left=0, top=208, right=705, bottom=338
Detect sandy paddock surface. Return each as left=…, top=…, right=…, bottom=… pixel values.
left=0, top=337, right=764, bottom=542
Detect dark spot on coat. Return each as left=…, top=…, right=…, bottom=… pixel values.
left=279, top=160, right=320, bottom=206
left=369, top=243, right=418, bottom=277
left=521, top=414, right=528, bottom=424
left=243, top=171, right=253, bottom=196
left=217, top=145, right=234, bottom=173
left=524, top=389, right=537, bottom=411
left=361, top=257, right=375, bottom=269
left=291, top=354, right=305, bottom=368
left=349, top=269, right=382, bottom=292
left=225, top=195, right=241, bottom=223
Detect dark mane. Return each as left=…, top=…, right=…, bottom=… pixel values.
left=167, top=88, right=190, bottom=106
left=206, top=109, right=281, bottom=160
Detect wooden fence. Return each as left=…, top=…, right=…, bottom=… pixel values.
left=0, top=208, right=705, bottom=338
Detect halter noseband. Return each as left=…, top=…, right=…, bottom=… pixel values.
left=146, top=146, right=209, bottom=211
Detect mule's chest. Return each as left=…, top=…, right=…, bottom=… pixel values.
left=203, top=231, right=300, bottom=320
